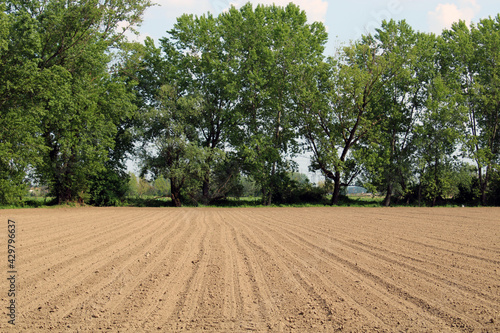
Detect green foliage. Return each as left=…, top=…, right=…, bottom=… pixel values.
left=126, top=172, right=139, bottom=197
left=0, top=2, right=45, bottom=204
left=2, top=3, right=499, bottom=207
left=224, top=3, right=327, bottom=205
left=233, top=175, right=258, bottom=198
left=272, top=174, right=327, bottom=205
left=487, top=166, right=500, bottom=205
left=0, top=0, right=152, bottom=205
left=137, top=82, right=212, bottom=206
left=452, top=164, right=480, bottom=205
left=137, top=177, right=155, bottom=197
left=301, top=20, right=416, bottom=205
left=439, top=15, right=500, bottom=205
left=134, top=3, right=327, bottom=206
left=412, top=73, right=463, bottom=206
left=356, top=24, right=428, bottom=206
left=88, top=166, right=129, bottom=206
left=199, top=156, right=242, bottom=203
left=154, top=175, right=170, bottom=197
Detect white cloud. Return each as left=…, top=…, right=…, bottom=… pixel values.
left=428, top=0, right=481, bottom=33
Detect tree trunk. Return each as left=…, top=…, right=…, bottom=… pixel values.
left=56, top=175, right=74, bottom=204
left=399, top=177, right=410, bottom=204
left=480, top=164, right=490, bottom=206
left=266, top=161, right=277, bottom=206
left=330, top=172, right=341, bottom=206
left=417, top=182, right=422, bottom=207
left=266, top=190, right=272, bottom=206
left=202, top=177, right=210, bottom=204
left=383, top=183, right=392, bottom=207
left=481, top=187, right=487, bottom=206
left=202, top=150, right=213, bottom=203
left=58, top=187, right=73, bottom=204
left=383, top=133, right=396, bottom=208
left=170, top=179, right=182, bottom=207
left=171, top=192, right=182, bottom=207
left=432, top=156, right=439, bottom=207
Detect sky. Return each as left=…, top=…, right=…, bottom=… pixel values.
left=126, top=0, right=499, bottom=180
left=132, top=0, right=499, bottom=56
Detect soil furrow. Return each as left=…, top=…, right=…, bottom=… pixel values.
left=1, top=207, right=498, bottom=332
left=278, top=223, right=484, bottom=331
left=19, top=211, right=169, bottom=317
left=233, top=210, right=450, bottom=331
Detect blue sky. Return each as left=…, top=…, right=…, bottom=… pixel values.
left=131, top=0, right=499, bottom=56
left=126, top=0, right=499, bottom=179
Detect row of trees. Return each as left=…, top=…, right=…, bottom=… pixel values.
left=1, top=1, right=499, bottom=206
left=302, top=17, right=500, bottom=206
left=130, top=3, right=328, bottom=206
left=1, top=0, right=152, bottom=205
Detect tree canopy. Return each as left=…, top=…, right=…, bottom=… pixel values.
left=1, top=1, right=499, bottom=207
left=1, top=0, right=152, bottom=204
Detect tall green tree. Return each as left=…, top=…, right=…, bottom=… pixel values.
left=440, top=16, right=500, bottom=205
left=131, top=38, right=216, bottom=207
left=223, top=3, right=327, bottom=205
left=153, top=175, right=170, bottom=197
left=471, top=16, right=500, bottom=205
left=138, top=84, right=216, bottom=207
left=355, top=21, right=421, bottom=206
left=168, top=13, right=239, bottom=203
left=356, top=26, right=441, bottom=206
left=86, top=76, right=137, bottom=206
left=301, top=20, right=411, bottom=205
left=413, top=75, right=463, bottom=206
left=0, top=2, right=45, bottom=204
left=126, top=172, right=139, bottom=197
left=0, top=0, right=152, bottom=204
left=135, top=3, right=327, bottom=206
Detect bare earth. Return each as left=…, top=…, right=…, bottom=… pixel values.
left=1, top=207, right=499, bottom=332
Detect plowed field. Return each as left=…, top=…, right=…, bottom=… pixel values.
left=1, top=207, right=499, bottom=332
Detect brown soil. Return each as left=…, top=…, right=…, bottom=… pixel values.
left=1, top=207, right=499, bottom=332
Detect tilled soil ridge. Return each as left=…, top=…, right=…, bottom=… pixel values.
left=1, top=207, right=499, bottom=332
